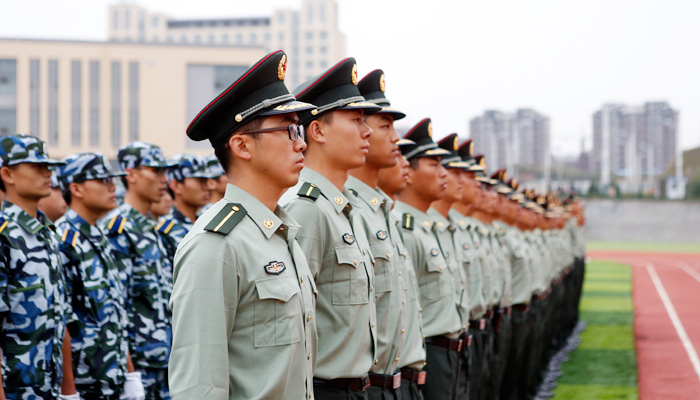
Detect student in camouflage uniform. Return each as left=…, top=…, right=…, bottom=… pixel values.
left=201, top=153, right=228, bottom=213
left=159, top=154, right=211, bottom=247
left=56, top=152, right=146, bottom=400
left=0, top=134, right=78, bottom=400
left=101, top=141, right=176, bottom=400
left=38, top=170, right=67, bottom=222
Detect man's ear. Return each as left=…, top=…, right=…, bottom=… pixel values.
left=168, top=179, right=180, bottom=196
left=228, top=134, right=253, bottom=161
left=405, top=164, right=415, bottom=186
left=69, top=182, right=85, bottom=200
left=125, top=168, right=138, bottom=186
left=305, top=120, right=326, bottom=145
left=0, top=166, right=14, bottom=187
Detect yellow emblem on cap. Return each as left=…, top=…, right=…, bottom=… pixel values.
left=278, top=54, right=287, bottom=80
left=502, top=171, right=508, bottom=181
left=427, top=122, right=433, bottom=138
left=479, top=158, right=486, bottom=168
left=311, top=109, right=318, bottom=115
left=469, top=142, right=474, bottom=156
left=235, top=114, right=243, bottom=122
left=351, top=64, right=358, bottom=85
left=379, top=74, right=386, bottom=93
left=453, top=136, right=459, bottom=151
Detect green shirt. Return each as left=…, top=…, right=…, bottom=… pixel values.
left=281, top=168, right=377, bottom=380
left=169, top=184, right=317, bottom=399
left=448, top=210, right=485, bottom=320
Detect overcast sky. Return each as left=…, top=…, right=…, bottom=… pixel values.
left=2, top=0, right=699, bottom=156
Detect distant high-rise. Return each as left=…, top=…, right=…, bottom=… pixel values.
left=592, top=102, right=678, bottom=193
left=108, top=0, right=346, bottom=89
left=469, top=108, right=550, bottom=180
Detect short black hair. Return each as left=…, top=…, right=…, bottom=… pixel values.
left=214, top=117, right=264, bottom=175
left=120, top=176, right=129, bottom=190
left=62, top=188, right=72, bottom=205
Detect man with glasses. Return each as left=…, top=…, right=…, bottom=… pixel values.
left=169, top=50, right=318, bottom=400
left=101, top=141, right=177, bottom=400
left=56, top=152, right=146, bottom=400
left=0, top=134, right=78, bottom=400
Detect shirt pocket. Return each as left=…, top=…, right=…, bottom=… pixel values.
left=332, top=246, right=370, bottom=305
left=370, top=241, right=394, bottom=293
left=254, top=275, right=302, bottom=348
left=424, top=255, right=453, bottom=301
left=82, top=279, right=112, bottom=322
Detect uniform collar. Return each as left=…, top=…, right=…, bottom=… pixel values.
left=448, top=208, right=469, bottom=230
left=427, top=207, right=451, bottom=233
left=61, top=207, right=105, bottom=240
left=345, top=175, right=391, bottom=213
left=1, top=200, right=53, bottom=235
left=394, top=201, right=433, bottom=232
left=300, top=168, right=351, bottom=214
left=119, top=202, right=157, bottom=231
left=223, top=184, right=299, bottom=240
left=169, top=207, right=193, bottom=225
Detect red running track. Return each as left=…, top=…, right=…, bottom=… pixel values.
left=588, top=251, right=700, bottom=400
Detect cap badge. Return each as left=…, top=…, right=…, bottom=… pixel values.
left=342, top=233, right=355, bottom=245
left=379, top=74, right=386, bottom=93
left=427, top=122, right=433, bottom=138
left=453, top=136, right=459, bottom=151
left=376, top=230, right=388, bottom=240
left=263, top=219, right=274, bottom=230
left=264, top=261, right=286, bottom=275
left=235, top=114, right=243, bottom=122
left=278, top=54, right=287, bottom=80
left=351, top=64, right=358, bottom=85
left=469, top=142, right=474, bottom=155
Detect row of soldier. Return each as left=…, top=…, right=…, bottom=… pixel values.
left=0, top=50, right=586, bottom=400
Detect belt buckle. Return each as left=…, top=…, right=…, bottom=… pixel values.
left=480, top=319, right=486, bottom=330
left=361, top=374, right=370, bottom=391
left=467, top=334, right=473, bottom=347
left=417, top=371, right=427, bottom=385
left=456, top=338, right=463, bottom=352
left=392, top=372, right=402, bottom=389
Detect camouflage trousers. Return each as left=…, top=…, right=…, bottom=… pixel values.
left=140, top=368, right=170, bottom=400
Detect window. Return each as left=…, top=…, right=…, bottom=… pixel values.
left=30, top=59, right=39, bottom=137
left=263, top=33, right=270, bottom=42
left=129, top=62, right=139, bottom=141
left=124, top=9, right=130, bottom=29
left=250, top=33, right=257, bottom=43
left=152, top=16, right=159, bottom=27
left=306, top=31, right=313, bottom=40
left=236, top=33, right=243, bottom=43
left=306, top=46, right=313, bottom=55
left=111, top=62, right=121, bottom=148
left=71, top=60, right=82, bottom=146
left=89, top=61, right=99, bottom=147
left=278, top=32, right=284, bottom=42
left=306, top=61, right=313, bottom=69
left=319, top=3, right=326, bottom=23
left=113, top=9, right=119, bottom=30
left=320, top=60, right=328, bottom=69
left=180, top=35, right=187, bottom=43
left=194, top=35, right=201, bottom=43
left=307, top=4, right=314, bottom=24
left=221, top=34, right=229, bottom=43
left=278, top=12, right=285, bottom=24
left=320, top=46, right=327, bottom=54
left=320, top=31, right=328, bottom=40
left=48, top=60, right=58, bottom=145
left=0, top=59, right=17, bottom=136
left=209, top=34, right=215, bottom=44
left=167, top=35, right=173, bottom=43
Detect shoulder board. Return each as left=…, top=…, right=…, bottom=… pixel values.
left=107, top=215, right=126, bottom=235
left=61, top=228, right=79, bottom=247
left=156, top=218, right=177, bottom=235
left=401, top=213, right=414, bottom=230
left=0, top=216, right=8, bottom=235
left=348, top=188, right=358, bottom=197
left=204, top=203, right=247, bottom=236
left=297, top=182, right=320, bottom=200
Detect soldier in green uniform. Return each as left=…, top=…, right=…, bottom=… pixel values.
left=169, top=50, right=318, bottom=399
left=280, top=57, right=380, bottom=400
left=55, top=152, right=146, bottom=400
left=346, top=69, right=408, bottom=399
left=101, top=141, right=177, bottom=400
left=0, top=134, right=78, bottom=400
left=391, top=119, right=464, bottom=400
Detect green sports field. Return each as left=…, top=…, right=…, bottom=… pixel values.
left=553, top=260, right=638, bottom=399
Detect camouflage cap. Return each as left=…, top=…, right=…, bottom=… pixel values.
left=204, top=154, right=225, bottom=178
left=49, top=169, right=61, bottom=188
left=117, top=141, right=176, bottom=170
left=57, top=152, right=126, bottom=188
left=166, top=153, right=211, bottom=182
left=0, top=134, right=65, bottom=167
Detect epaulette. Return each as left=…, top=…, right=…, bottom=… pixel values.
left=204, top=203, right=247, bottom=236
left=297, top=182, right=320, bottom=200
left=156, top=218, right=176, bottom=235
left=0, top=216, right=8, bottom=235
left=348, top=188, right=358, bottom=197
left=107, top=215, right=126, bottom=235
left=61, top=228, right=79, bottom=247
left=401, top=213, right=414, bottom=230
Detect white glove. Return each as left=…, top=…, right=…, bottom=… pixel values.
left=120, top=372, right=146, bottom=400
left=58, top=394, right=81, bottom=400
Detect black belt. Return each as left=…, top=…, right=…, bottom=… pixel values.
left=313, top=374, right=370, bottom=392
left=469, top=319, right=486, bottom=331
left=485, top=309, right=495, bottom=319
left=425, top=335, right=463, bottom=352
left=513, top=303, right=530, bottom=313
left=460, top=332, right=474, bottom=351
left=368, top=371, right=401, bottom=389
left=400, top=367, right=427, bottom=385
left=499, top=306, right=512, bottom=316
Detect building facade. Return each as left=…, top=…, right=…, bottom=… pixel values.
left=592, top=102, right=678, bottom=193
left=0, top=38, right=265, bottom=158
left=469, top=108, right=550, bottom=181
left=108, top=0, right=346, bottom=89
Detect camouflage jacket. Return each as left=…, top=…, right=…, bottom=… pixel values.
left=156, top=207, right=193, bottom=249
left=101, top=203, right=174, bottom=370
left=56, top=208, right=129, bottom=395
left=0, top=201, right=71, bottom=399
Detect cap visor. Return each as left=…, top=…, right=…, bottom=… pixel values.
left=376, top=107, right=407, bottom=120
left=414, top=148, right=452, bottom=158
left=17, top=159, right=67, bottom=166
left=337, top=101, right=382, bottom=114
left=259, top=100, right=318, bottom=116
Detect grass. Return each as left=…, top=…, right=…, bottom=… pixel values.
left=554, top=260, right=639, bottom=399
left=586, top=241, right=700, bottom=254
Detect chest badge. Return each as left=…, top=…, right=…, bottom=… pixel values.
left=376, top=230, right=388, bottom=240
left=264, top=261, right=286, bottom=275
left=430, top=248, right=439, bottom=257
left=342, top=233, right=355, bottom=245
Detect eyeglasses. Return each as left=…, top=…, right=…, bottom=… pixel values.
left=75, top=176, right=114, bottom=185
left=241, top=124, right=305, bottom=142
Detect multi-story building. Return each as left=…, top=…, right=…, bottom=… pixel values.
left=592, top=102, right=678, bottom=193
left=108, top=0, right=346, bottom=89
left=469, top=108, right=550, bottom=181
left=0, top=37, right=265, bottom=158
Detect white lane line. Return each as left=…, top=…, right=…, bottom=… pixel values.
left=645, top=261, right=700, bottom=383
left=676, top=261, right=700, bottom=285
